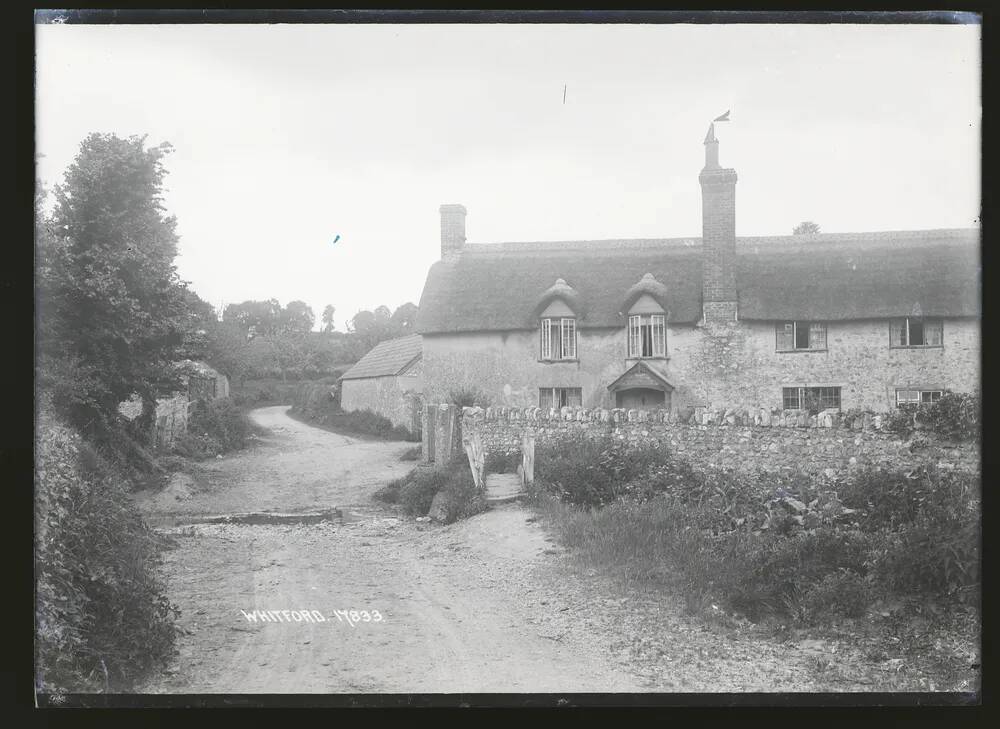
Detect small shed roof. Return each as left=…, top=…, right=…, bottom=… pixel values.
left=340, top=334, right=422, bottom=380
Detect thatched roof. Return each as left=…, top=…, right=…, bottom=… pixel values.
left=532, top=278, right=583, bottom=318
left=340, top=334, right=422, bottom=380
left=416, top=229, right=979, bottom=333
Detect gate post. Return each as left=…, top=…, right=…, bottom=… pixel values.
left=422, top=404, right=437, bottom=463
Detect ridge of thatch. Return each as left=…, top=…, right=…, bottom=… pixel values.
left=415, top=229, right=979, bottom=334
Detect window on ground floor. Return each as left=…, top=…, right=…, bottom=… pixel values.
left=895, top=389, right=943, bottom=408
left=539, top=387, right=583, bottom=409
left=782, top=386, right=842, bottom=412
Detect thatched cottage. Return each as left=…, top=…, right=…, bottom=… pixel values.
left=415, top=125, right=980, bottom=413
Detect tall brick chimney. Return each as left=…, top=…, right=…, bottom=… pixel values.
left=439, top=204, right=467, bottom=260
left=699, top=123, right=738, bottom=323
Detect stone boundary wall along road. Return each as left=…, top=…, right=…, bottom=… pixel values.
left=446, top=404, right=979, bottom=476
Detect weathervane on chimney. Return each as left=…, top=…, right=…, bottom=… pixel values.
left=703, top=110, right=731, bottom=170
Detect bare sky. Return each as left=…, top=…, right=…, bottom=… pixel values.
left=35, top=23, right=981, bottom=331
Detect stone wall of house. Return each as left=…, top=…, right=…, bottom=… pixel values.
left=455, top=404, right=979, bottom=476
left=340, top=376, right=423, bottom=434
left=421, top=317, right=979, bottom=413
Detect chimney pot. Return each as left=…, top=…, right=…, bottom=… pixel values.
left=439, top=204, right=467, bottom=259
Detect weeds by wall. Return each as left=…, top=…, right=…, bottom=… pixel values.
left=35, top=410, right=179, bottom=692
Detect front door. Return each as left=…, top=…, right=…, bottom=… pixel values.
left=615, top=388, right=667, bottom=410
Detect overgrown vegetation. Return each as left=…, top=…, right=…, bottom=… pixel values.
left=448, top=386, right=492, bottom=408
left=172, top=398, right=261, bottom=459
left=879, top=392, right=981, bottom=441
left=35, top=135, right=189, bottom=693
left=529, top=431, right=980, bottom=627
left=289, top=381, right=419, bottom=441
left=374, top=461, right=487, bottom=524
left=484, top=448, right=522, bottom=474
left=35, top=412, right=179, bottom=692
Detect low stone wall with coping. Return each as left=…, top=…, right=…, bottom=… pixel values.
left=450, top=404, right=979, bottom=475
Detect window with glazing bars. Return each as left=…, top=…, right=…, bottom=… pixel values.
left=627, top=314, right=666, bottom=357
left=776, top=321, right=827, bottom=351
left=889, top=318, right=943, bottom=347
left=538, top=387, right=583, bottom=409
left=895, top=389, right=943, bottom=407
left=540, top=318, right=576, bottom=360
left=782, top=386, right=842, bottom=412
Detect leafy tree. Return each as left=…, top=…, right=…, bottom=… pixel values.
left=321, top=304, right=337, bottom=333
left=793, top=221, right=821, bottom=235
left=280, top=300, right=315, bottom=334
left=223, top=299, right=282, bottom=339
left=390, top=302, right=419, bottom=333
left=176, top=288, right=219, bottom=362
left=36, top=133, right=187, bottom=435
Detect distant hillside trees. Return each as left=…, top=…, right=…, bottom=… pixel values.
left=190, top=297, right=417, bottom=383
left=793, top=221, right=821, bottom=235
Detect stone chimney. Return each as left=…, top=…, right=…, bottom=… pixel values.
left=699, top=123, right=738, bottom=323
left=439, top=204, right=467, bottom=260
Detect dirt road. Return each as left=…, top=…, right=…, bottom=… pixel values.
left=135, top=406, right=888, bottom=695
left=135, top=406, right=650, bottom=693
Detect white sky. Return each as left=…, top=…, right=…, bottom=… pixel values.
left=36, top=23, right=981, bottom=331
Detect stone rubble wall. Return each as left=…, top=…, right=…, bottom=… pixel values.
left=447, top=404, right=979, bottom=475
left=151, top=394, right=192, bottom=451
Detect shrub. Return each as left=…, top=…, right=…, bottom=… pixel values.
left=917, top=391, right=981, bottom=441
left=387, top=461, right=486, bottom=522
left=36, top=412, right=179, bottom=692
left=882, top=407, right=916, bottom=436
left=398, top=472, right=443, bottom=516
left=534, top=431, right=680, bottom=507
left=484, top=448, right=522, bottom=474
left=447, top=386, right=491, bottom=408
left=177, top=397, right=257, bottom=458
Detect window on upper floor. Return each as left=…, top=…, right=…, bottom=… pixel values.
left=627, top=314, right=666, bottom=358
left=776, top=321, right=827, bottom=351
left=540, top=317, right=576, bottom=360
left=782, top=386, right=842, bottom=412
left=895, top=389, right=943, bottom=408
left=890, top=317, right=943, bottom=348
left=539, top=387, right=582, bottom=409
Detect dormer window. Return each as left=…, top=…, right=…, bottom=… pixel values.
left=622, top=273, right=669, bottom=359
left=540, top=317, right=576, bottom=360
left=628, top=314, right=665, bottom=358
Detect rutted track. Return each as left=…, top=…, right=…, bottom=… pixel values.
left=134, top=406, right=649, bottom=693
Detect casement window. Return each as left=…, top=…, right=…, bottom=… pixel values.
left=782, top=386, right=842, bottom=412
left=539, top=318, right=577, bottom=360
left=895, top=389, right=943, bottom=407
left=539, top=387, right=583, bottom=409
left=627, top=314, right=666, bottom=358
left=776, top=321, right=827, bottom=351
left=890, top=318, right=943, bottom=348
